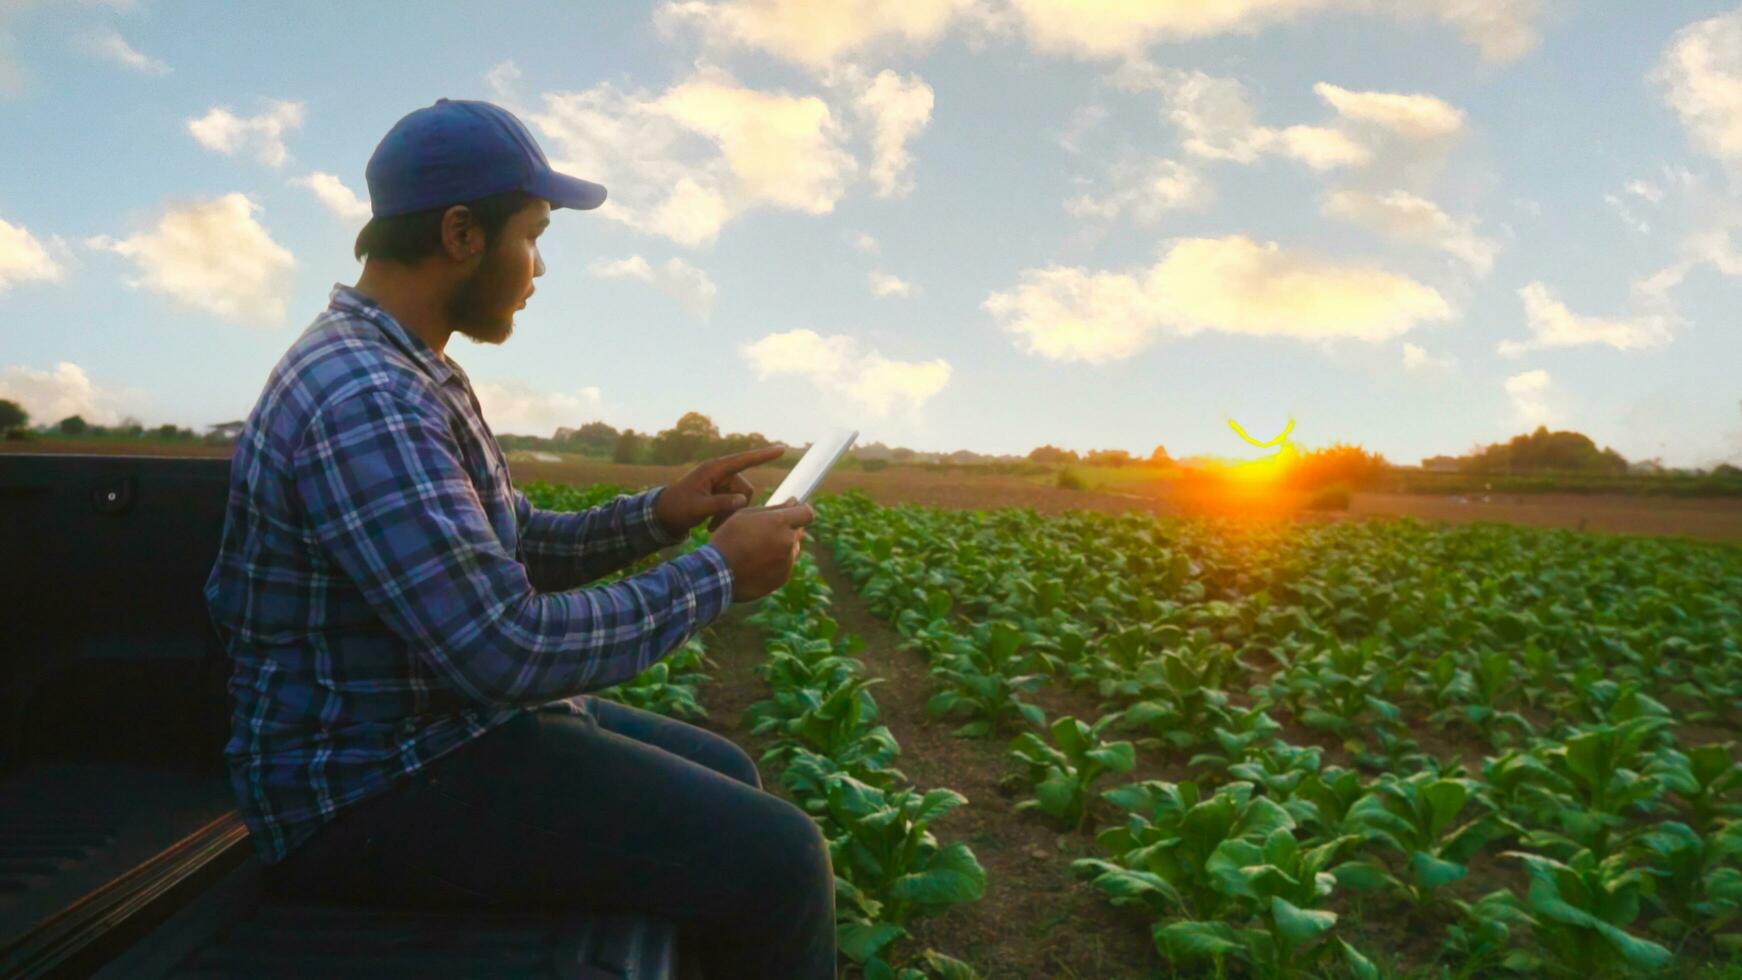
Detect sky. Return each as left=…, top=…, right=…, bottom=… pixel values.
left=1, top=0, right=1739, bottom=467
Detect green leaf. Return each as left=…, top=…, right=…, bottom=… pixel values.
left=888, top=842, right=987, bottom=907
left=1421, top=780, right=1469, bottom=833
left=1051, top=716, right=1086, bottom=755
left=912, top=788, right=969, bottom=827
left=1270, top=896, right=1337, bottom=945
left=920, top=950, right=983, bottom=980
left=1331, top=860, right=1398, bottom=892
left=1081, top=867, right=1182, bottom=908
left=1035, top=769, right=1079, bottom=818
left=1411, top=850, right=1468, bottom=891
left=1085, top=741, right=1137, bottom=773
left=1154, top=920, right=1242, bottom=960
left=837, top=921, right=906, bottom=963
left=1339, top=939, right=1380, bottom=980
left=926, top=689, right=961, bottom=717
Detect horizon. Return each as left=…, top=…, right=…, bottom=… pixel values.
left=2, top=2, right=1740, bottom=467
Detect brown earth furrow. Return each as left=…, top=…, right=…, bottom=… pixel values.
left=801, top=546, right=1165, bottom=980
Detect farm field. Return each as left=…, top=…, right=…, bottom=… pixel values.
left=9, top=440, right=1742, bottom=543
left=526, top=481, right=1742, bottom=979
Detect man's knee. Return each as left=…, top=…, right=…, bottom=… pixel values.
left=712, top=741, right=762, bottom=790
left=763, top=800, right=832, bottom=890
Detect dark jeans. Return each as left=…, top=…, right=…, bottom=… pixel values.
left=264, top=697, right=837, bottom=979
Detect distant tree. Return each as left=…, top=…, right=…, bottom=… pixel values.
left=573, top=421, right=620, bottom=455
left=1027, top=444, right=1079, bottom=464
left=650, top=412, right=722, bottom=465
left=1712, top=463, right=1742, bottom=479
left=0, top=399, right=27, bottom=433
left=58, top=415, right=88, bottom=435
left=612, top=429, right=645, bottom=464
left=155, top=423, right=189, bottom=441
left=117, top=416, right=144, bottom=438
left=1148, top=444, right=1171, bottom=465
left=1286, top=444, right=1388, bottom=490
left=1084, top=448, right=1134, bottom=467
left=891, top=447, right=915, bottom=461
left=1462, top=426, right=1628, bottom=474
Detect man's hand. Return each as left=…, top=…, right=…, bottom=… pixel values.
left=708, top=501, right=814, bottom=602
left=653, top=445, right=788, bottom=538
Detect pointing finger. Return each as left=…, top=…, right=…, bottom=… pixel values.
left=708, top=445, right=787, bottom=478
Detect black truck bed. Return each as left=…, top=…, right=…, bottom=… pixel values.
left=0, top=453, right=680, bottom=978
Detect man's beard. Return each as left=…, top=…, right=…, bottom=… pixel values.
left=445, top=250, right=516, bottom=346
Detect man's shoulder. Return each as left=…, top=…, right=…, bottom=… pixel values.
left=256, top=309, right=448, bottom=451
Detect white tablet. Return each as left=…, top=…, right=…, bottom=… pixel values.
left=765, top=430, right=858, bottom=505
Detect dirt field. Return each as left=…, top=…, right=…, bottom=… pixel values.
left=505, top=456, right=1742, bottom=546
left=8, top=440, right=1740, bottom=544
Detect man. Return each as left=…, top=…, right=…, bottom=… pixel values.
left=203, top=98, right=834, bottom=978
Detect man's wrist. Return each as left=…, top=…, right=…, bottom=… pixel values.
left=646, top=486, right=688, bottom=545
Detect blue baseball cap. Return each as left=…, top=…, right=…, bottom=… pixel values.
left=365, top=98, right=606, bottom=217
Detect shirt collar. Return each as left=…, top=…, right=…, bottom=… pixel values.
left=328, top=283, right=458, bottom=387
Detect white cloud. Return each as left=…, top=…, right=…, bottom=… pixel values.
left=1271, top=124, right=1370, bottom=170
left=472, top=379, right=604, bottom=438
left=740, top=328, right=951, bottom=416
left=1053, top=103, right=1109, bottom=154
left=0, top=216, right=64, bottom=289
left=1131, top=71, right=1463, bottom=183
left=984, top=235, right=1453, bottom=363
left=654, top=0, right=972, bottom=68
left=1402, top=342, right=1456, bottom=374
left=1065, top=157, right=1211, bottom=225
left=1313, top=82, right=1464, bottom=141
left=851, top=68, right=934, bottom=198
left=1002, top=0, right=1542, bottom=62
left=1425, top=0, right=1545, bottom=64
left=1604, top=193, right=1650, bottom=234
left=1652, top=7, right=1742, bottom=167
left=485, top=59, right=522, bottom=100
left=1504, top=368, right=1555, bottom=427
left=81, top=28, right=169, bottom=74
left=867, top=271, right=913, bottom=297
left=984, top=265, right=1162, bottom=363
left=530, top=67, right=855, bottom=248
left=852, top=231, right=879, bottom=253
left=1321, top=190, right=1498, bottom=276
left=0, top=361, right=142, bottom=427
left=186, top=100, right=304, bottom=167
left=1498, top=282, right=1673, bottom=357
left=1631, top=168, right=1741, bottom=303
left=587, top=254, right=718, bottom=319
left=1624, top=178, right=1665, bottom=204
left=86, top=193, right=295, bottom=325
left=291, top=172, right=371, bottom=223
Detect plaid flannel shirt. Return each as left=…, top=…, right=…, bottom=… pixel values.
left=204, top=283, right=733, bottom=863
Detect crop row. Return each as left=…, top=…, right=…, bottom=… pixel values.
left=743, top=556, right=986, bottom=979
left=816, top=491, right=1741, bottom=978
left=524, top=482, right=991, bottom=978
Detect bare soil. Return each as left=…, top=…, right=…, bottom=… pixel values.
left=11, top=441, right=1738, bottom=544
left=693, top=547, right=1172, bottom=979
left=508, top=457, right=1742, bottom=546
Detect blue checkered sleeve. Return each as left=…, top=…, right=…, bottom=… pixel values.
left=511, top=486, right=685, bottom=591
left=292, top=386, right=733, bottom=706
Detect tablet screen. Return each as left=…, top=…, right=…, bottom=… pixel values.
left=765, top=430, right=858, bottom=505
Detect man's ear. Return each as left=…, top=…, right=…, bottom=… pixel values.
left=440, top=205, right=482, bottom=263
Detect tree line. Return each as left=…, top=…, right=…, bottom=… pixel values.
left=0, top=400, right=204, bottom=442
